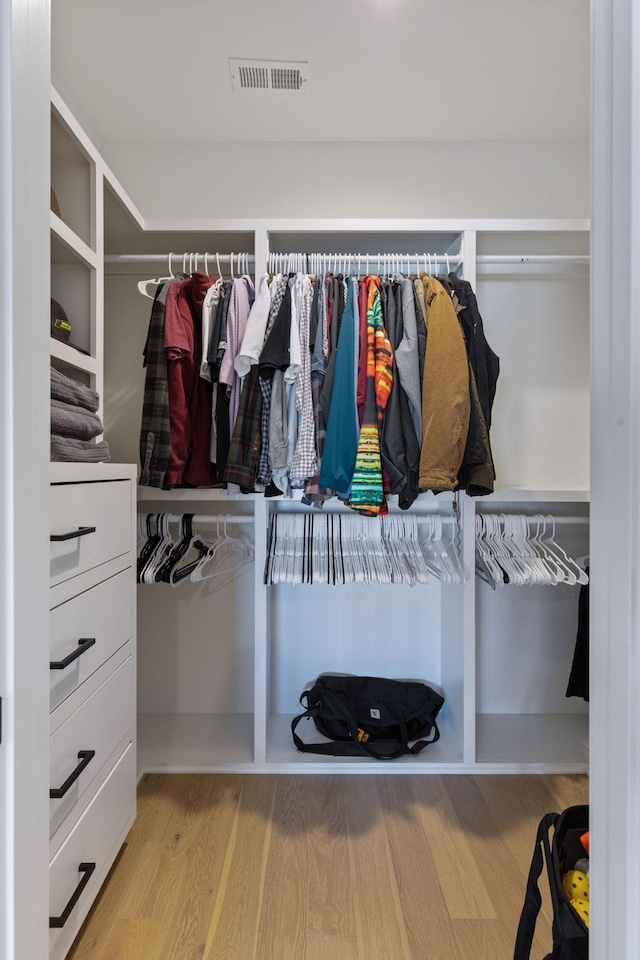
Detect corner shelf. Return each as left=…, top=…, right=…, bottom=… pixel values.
left=51, top=211, right=98, bottom=269
left=476, top=713, right=589, bottom=771
left=138, top=713, right=255, bottom=773
left=50, top=337, right=97, bottom=376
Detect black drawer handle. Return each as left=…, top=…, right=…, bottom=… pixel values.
left=49, top=862, right=96, bottom=928
left=50, top=750, right=96, bottom=799
left=50, top=526, right=96, bottom=542
left=50, top=637, right=96, bottom=671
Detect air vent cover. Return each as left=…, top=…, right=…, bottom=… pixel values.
left=229, top=59, right=309, bottom=93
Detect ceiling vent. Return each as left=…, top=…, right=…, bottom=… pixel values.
left=229, top=59, right=309, bottom=93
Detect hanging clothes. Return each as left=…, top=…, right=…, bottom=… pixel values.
left=223, top=365, right=263, bottom=492
left=303, top=277, right=332, bottom=504
left=319, top=277, right=359, bottom=494
left=163, top=274, right=215, bottom=487
left=566, top=572, right=590, bottom=702
left=257, top=275, right=287, bottom=489
left=139, top=279, right=172, bottom=488
left=139, top=261, right=499, bottom=508
left=219, top=275, right=255, bottom=436
left=348, top=276, right=393, bottom=516
left=290, top=273, right=317, bottom=483
left=380, top=279, right=420, bottom=509
left=446, top=273, right=500, bottom=496
left=418, top=274, right=470, bottom=493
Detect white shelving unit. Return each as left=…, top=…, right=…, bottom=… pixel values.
left=48, top=87, right=590, bottom=776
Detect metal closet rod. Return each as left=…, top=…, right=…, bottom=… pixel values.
left=477, top=515, right=589, bottom=524
left=477, top=255, right=589, bottom=264
left=105, top=253, right=254, bottom=264
left=139, top=512, right=253, bottom=525
left=105, top=252, right=587, bottom=265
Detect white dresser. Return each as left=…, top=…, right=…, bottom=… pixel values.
left=48, top=464, right=137, bottom=960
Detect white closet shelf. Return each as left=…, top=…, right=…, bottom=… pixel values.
left=266, top=714, right=463, bottom=771
left=136, top=487, right=456, bottom=505
left=51, top=462, right=137, bottom=484
left=50, top=337, right=97, bottom=376
left=138, top=713, right=255, bottom=773
left=51, top=211, right=98, bottom=268
left=476, top=713, right=589, bottom=771
left=137, top=487, right=250, bottom=502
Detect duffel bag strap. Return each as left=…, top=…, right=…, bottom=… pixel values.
left=514, top=812, right=560, bottom=960
left=291, top=705, right=441, bottom=759
left=291, top=708, right=375, bottom=756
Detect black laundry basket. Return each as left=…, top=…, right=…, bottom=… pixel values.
left=514, top=805, right=589, bottom=960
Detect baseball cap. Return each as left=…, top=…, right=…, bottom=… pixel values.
left=51, top=298, right=72, bottom=343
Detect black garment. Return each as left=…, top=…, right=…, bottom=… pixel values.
left=446, top=274, right=500, bottom=496
left=308, top=277, right=320, bottom=353
left=259, top=282, right=292, bottom=381
left=215, top=389, right=231, bottom=483
left=208, top=281, right=232, bottom=382
left=413, top=288, right=427, bottom=387
left=566, top=572, right=590, bottom=701
left=380, top=281, right=419, bottom=509
left=448, top=275, right=499, bottom=429
left=139, top=280, right=172, bottom=488
left=318, top=276, right=343, bottom=419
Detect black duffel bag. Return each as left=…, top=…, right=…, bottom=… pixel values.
left=291, top=673, right=445, bottom=760
left=514, top=805, right=589, bottom=960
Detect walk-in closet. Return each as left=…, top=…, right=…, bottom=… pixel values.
left=4, top=1, right=640, bottom=958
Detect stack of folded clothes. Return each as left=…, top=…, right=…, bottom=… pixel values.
left=50, top=367, right=111, bottom=463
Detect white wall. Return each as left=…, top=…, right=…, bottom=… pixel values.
left=104, top=139, right=589, bottom=221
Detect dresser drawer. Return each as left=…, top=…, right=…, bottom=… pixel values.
left=50, top=481, right=132, bottom=587
left=50, top=569, right=132, bottom=713
left=49, top=742, right=135, bottom=960
left=50, top=654, right=134, bottom=838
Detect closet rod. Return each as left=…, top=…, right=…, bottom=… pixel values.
left=139, top=513, right=253, bottom=525
left=477, top=255, right=589, bottom=264
left=105, top=253, right=255, bottom=264
left=478, top=516, right=589, bottom=525
left=270, top=253, right=462, bottom=264
left=105, top=253, right=586, bottom=266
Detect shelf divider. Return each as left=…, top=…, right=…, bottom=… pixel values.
left=51, top=211, right=98, bottom=268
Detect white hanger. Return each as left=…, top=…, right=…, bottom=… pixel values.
left=545, top=515, right=589, bottom=585
left=137, top=251, right=176, bottom=300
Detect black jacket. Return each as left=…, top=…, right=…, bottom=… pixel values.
left=446, top=275, right=500, bottom=496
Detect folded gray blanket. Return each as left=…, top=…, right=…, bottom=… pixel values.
left=51, top=398, right=104, bottom=440
left=51, top=367, right=100, bottom=413
left=51, top=435, right=111, bottom=463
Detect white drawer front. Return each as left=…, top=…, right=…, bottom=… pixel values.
left=50, top=481, right=132, bottom=586
left=49, top=742, right=135, bottom=960
left=50, top=569, right=133, bottom=713
left=50, top=656, right=134, bottom=838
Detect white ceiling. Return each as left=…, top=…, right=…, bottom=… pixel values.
left=52, top=0, right=589, bottom=145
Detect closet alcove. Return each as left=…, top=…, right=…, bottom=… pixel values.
left=94, top=151, right=592, bottom=775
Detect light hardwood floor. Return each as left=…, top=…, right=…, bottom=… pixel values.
left=68, top=773, right=588, bottom=960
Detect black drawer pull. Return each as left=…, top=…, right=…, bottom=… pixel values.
left=49, top=862, right=96, bottom=928
left=50, top=750, right=96, bottom=799
left=50, top=526, right=96, bottom=542
left=50, top=637, right=96, bottom=671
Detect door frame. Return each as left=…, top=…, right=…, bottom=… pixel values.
left=590, top=0, right=640, bottom=957
left=0, top=2, right=51, bottom=959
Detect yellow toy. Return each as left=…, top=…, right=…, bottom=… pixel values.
left=562, top=869, right=590, bottom=928
left=569, top=898, right=590, bottom=928
left=562, top=869, right=589, bottom=901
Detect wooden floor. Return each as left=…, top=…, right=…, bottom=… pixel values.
left=69, top=773, right=588, bottom=960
